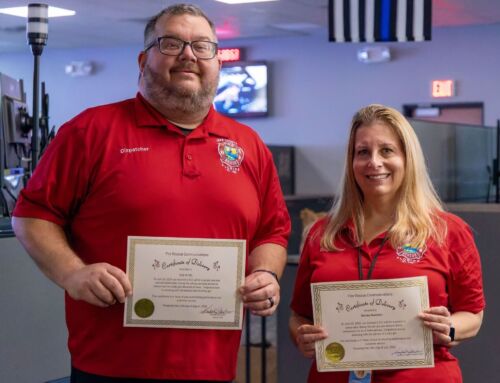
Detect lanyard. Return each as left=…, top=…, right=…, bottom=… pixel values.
left=357, top=233, right=390, bottom=280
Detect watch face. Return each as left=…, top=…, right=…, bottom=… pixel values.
left=449, top=326, right=455, bottom=341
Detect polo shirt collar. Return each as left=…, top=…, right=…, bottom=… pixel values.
left=341, top=218, right=388, bottom=246
left=134, top=92, right=231, bottom=138
left=341, top=219, right=358, bottom=246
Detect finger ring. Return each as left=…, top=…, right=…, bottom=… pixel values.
left=268, top=297, right=275, bottom=308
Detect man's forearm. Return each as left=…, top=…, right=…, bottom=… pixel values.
left=12, top=216, right=84, bottom=288
left=248, top=242, right=287, bottom=279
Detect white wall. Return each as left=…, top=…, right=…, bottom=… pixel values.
left=1, top=24, right=499, bottom=194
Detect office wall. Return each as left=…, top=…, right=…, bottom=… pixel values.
left=1, top=24, right=499, bottom=194
left=0, top=237, right=69, bottom=382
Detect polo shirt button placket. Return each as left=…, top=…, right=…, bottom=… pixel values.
left=182, top=148, right=201, bottom=178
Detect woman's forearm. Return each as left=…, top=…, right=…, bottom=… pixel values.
left=450, top=310, right=484, bottom=345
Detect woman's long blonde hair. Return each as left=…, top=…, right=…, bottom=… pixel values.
left=321, top=104, right=446, bottom=251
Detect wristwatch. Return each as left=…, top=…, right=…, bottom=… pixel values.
left=449, top=325, right=455, bottom=342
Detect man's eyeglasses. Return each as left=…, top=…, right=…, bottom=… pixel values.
left=144, top=36, right=218, bottom=60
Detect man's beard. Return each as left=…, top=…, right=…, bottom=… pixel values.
left=142, top=62, right=218, bottom=115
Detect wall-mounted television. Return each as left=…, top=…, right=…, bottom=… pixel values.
left=213, top=61, right=269, bottom=118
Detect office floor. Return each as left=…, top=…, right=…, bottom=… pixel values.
left=236, top=345, right=277, bottom=383
left=236, top=314, right=278, bottom=383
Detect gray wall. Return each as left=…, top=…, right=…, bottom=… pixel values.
left=1, top=24, right=499, bottom=196
left=0, top=237, right=70, bottom=383
left=447, top=206, right=500, bottom=381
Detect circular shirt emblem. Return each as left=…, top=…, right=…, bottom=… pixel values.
left=325, top=342, right=345, bottom=362
left=217, top=138, right=244, bottom=173
left=134, top=298, right=155, bottom=318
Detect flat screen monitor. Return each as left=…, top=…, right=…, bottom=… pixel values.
left=213, top=61, right=268, bottom=118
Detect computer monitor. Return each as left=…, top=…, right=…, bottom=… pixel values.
left=214, top=61, right=269, bottom=118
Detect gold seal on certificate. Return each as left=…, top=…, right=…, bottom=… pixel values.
left=312, top=276, right=434, bottom=372
left=124, top=236, right=246, bottom=330
left=325, top=342, right=345, bottom=362
left=134, top=298, right=155, bottom=318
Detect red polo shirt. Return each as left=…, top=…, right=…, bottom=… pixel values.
left=291, top=213, right=485, bottom=383
left=14, top=93, right=290, bottom=380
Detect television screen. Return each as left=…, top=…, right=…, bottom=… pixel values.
left=213, top=61, right=268, bottom=118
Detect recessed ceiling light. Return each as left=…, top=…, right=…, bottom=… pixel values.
left=216, top=0, right=278, bottom=4
left=0, top=6, right=76, bottom=18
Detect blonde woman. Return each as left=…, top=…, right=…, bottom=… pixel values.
left=289, top=105, right=485, bottom=383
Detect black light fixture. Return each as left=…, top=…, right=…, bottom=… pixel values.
left=26, top=3, right=48, bottom=171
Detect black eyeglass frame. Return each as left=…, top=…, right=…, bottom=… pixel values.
left=143, top=35, right=218, bottom=60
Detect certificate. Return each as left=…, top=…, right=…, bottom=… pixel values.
left=312, top=276, right=434, bottom=372
left=124, top=236, right=246, bottom=329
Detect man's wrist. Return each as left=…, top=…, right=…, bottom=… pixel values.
left=252, top=269, right=279, bottom=282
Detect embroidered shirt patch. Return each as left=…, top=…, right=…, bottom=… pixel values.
left=217, top=138, right=244, bottom=173
left=396, top=244, right=426, bottom=264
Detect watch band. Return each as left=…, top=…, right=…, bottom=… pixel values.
left=449, top=326, right=455, bottom=342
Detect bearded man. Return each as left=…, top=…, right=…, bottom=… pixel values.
left=12, top=3, right=290, bottom=382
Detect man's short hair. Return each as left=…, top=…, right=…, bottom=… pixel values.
left=143, top=3, right=217, bottom=48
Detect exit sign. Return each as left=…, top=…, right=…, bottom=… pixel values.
left=217, top=47, right=243, bottom=63
left=432, top=80, right=455, bottom=98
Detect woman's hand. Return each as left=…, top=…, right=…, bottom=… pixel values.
left=289, top=310, right=329, bottom=358
left=418, top=306, right=453, bottom=346
left=295, top=323, right=329, bottom=358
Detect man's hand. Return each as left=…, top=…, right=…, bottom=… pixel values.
left=12, top=217, right=134, bottom=308
left=239, top=270, right=280, bottom=316
left=62, top=263, right=132, bottom=307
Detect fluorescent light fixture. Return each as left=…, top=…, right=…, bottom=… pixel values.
left=414, top=107, right=440, bottom=118
left=216, top=0, right=277, bottom=4
left=0, top=6, right=75, bottom=18
left=271, top=22, right=320, bottom=31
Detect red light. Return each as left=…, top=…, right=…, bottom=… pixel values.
left=217, top=48, right=241, bottom=63
left=432, top=80, right=454, bottom=98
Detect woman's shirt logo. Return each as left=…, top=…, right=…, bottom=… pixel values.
left=396, top=244, right=426, bottom=264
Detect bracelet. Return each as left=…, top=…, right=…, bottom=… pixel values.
left=252, top=269, right=279, bottom=282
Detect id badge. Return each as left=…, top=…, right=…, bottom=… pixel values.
left=348, top=370, right=372, bottom=383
